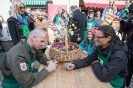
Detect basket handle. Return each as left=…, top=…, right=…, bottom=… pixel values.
left=64, top=27, right=68, bottom=53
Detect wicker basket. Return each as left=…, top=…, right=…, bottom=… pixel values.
left=49, top=42, right=81, bottom=62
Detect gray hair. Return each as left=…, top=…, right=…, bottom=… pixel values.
left=29, top=28, right=46, bottom=38
left=70, top=5, right=78, bottom=10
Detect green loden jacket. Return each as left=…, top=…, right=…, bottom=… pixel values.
left=2, top=39, right=50, bottom=88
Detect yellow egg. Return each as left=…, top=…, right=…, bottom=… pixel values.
left=77, top=38, right=81, bottom=41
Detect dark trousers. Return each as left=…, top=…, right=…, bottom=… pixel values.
left=126, top=57, right=133, bottom=87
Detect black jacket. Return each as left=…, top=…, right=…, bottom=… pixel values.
left=125, top=22, right=133, bottom=57
left=74, top=40, right=128, bottom=82
left=7, top=17, right=33, bottom=45
left=71, top=9, right=87, bottom=43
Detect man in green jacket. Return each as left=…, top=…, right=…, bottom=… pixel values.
left=2, top=29, right=58, bottom=88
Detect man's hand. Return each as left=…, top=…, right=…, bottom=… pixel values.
left=46, top=60, right=58, bottom=72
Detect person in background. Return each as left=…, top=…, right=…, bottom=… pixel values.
left=0, top=21, right=2, bottom=30
left=125, top=2, right=133, bottom=87
left=2, top=29, right=58, bottom=88
left=116, top=0, right=130, bottom=42
left=26, top=7, right=34, bottom=31
left=26, top=7, right=34, bottom=19
left=9, top=6, right=12, bottom=17
left=66, top=25, right=128, bottom=88
left=53, top=7, right=62, bottom=25
left=129, top=0, right=132, bottom=3
left=70, top=5, right=87, bottom=44
left=34, top=9, right=49, bottom=53
left=94, top=11, right=102, bottom=27
left=101, top=0, right=117, bottom=21
left=44, top=10, right=48, bottom=20
left=0, top=21, right=3, bottom=37
left=0, top=15, right=10, bottom=37
left=7, top=0, right=31, bottom=45
left=61, top=10, right=69, bottom=27
left=117, top=0, right=130, bottom=19
left=84, top=10, right=95, bottom=39
left=79, top=28, right=96, bottom=56
left=31, top=11, right=35, bottom=17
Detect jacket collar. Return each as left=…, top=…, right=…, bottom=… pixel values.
left=98, top=42, right=112, bottom=57
left=20, top=39, right=36, bottom=54
left=73, top=9, right=80, bottom=14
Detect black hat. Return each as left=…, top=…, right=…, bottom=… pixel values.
left=128, top=3, right=133, bottom=13
left=88, top=10, right=94, bottom=13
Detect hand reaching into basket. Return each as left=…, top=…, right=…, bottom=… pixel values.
left=46, top=60, right=58, bottom=72
left=65, top=63, right=75, bottom=70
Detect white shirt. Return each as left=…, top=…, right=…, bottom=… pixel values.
left=2, top=23, right=11, bottom=40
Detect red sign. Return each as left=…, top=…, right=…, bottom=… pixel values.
left=48, top=4, right=67, bottom=20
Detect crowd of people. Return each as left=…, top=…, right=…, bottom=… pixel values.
left=1, top=0, right=133, bottom=88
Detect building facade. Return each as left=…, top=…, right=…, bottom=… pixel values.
left=0, top=0, right=79, bottom=20
left=0, top=0, right=12, bottom=20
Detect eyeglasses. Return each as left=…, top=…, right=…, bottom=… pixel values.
left=95, top=36, right=107, bottom=39
left=19, top=6, right=25, bottom=9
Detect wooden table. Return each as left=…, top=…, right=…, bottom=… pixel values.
left=33, top=49, right=112, bottom=88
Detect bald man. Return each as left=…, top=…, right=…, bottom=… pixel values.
left=2, top=29, right=58, bottom=88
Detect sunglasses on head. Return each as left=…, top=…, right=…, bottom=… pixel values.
left=20, top=6, right=25, bottom=9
